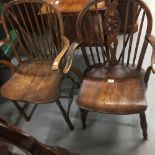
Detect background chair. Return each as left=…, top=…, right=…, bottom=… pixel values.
left=0, top=1, right=18, bottom=98
left=0, top=1, right=18, bottom=61
left=0, top=0, right=77, bottom=130
left=0, top=117, right=79, bottom=155
left=66, top=0, right=154, bottom=139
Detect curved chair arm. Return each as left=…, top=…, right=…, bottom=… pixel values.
left=0, top=59, right=16, bottom=74
left=52, top=36, right=70, bottom=71
left=63, top=42, right=80, bottom=74
left=146, top=34, right=155, bottom=73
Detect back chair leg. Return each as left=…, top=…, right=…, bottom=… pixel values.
left=139, top=112, right=148, bottom=140
left=56, top=100, right=74, bottom=130
left=80, top=108, right=88, bottom=130
left=67, top=81, right=74, bottom=116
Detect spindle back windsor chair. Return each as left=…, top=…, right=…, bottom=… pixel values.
left=0, top=0, right=79, bottom=130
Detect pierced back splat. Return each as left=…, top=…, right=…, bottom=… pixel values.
left=103, top=0, right=121, bottom=65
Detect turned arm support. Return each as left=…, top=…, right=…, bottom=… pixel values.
left=146, top=34, right=155, bottom=73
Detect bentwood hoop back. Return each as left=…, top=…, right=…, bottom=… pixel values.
left=1, top=0, right=64, bottom=60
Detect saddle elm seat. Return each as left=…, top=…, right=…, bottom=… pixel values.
left=77, top=64, right=147, bottom=114
left=1, top=59, right=61, bottom=103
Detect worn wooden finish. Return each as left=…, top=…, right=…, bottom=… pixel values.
left=1, top=59, right=61, bottom=103
left=40, top=0, right=139, bottom=42
left=66, top=0, right=154, bottom=139
left=0, top=0, right=75, bottom=130
left=41, top=0, right=105, bottom=14
left=0, top=117, right=79, bottom=155
left=1, top=0, right=65, bottom=62
left=77, top=65, right=147, bottom=114
left=76, top=0, right=153, bottom=68
left=40, top=0, right=106, bottom=42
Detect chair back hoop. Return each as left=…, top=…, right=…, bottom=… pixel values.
left=1, top=0, right=64, bottom=63
left=76, top=0, right=153, bottom=68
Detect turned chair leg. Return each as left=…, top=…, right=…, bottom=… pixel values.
left=56, top=100, right=74, bottom=130
left=80, top=108, right=88, bottom=130
left=139, top=112, right=148, bottom=140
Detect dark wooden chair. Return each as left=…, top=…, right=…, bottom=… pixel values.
left=0, top=1, right=18, bottom=61
left=0, top=117, right=79, bottom=155
left=0, top=0, right=81, bottom=130
left=66, top=0, right=155, bottom=139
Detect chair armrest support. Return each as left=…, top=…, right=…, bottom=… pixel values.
left=0, top=59, right=16, bottom=74
left=63, top=42, right=80, bottom=74
left=52, top=36, right=69, bottom=71
left=146, top=34, right=155, bottom=73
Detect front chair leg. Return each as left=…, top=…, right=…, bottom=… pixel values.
left=56, top=100, right=74, bottom=130
left=139, top=112, right=148, bottom=140
left=80, top=108, right=88, bottom=130
left=13, top=101, right=38, bottom=121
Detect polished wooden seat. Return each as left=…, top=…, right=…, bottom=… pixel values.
left=0, top=117, right=79, bottom=155
left=1, top=59, right=61, bottom=103
left=77, top=65, right=147, bottom=114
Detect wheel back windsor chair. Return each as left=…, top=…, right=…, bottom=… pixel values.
left=0, top=0, right=77, bottom=130
left=66, top=0, right=155, bottom=139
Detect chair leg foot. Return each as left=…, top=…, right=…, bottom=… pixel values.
left=139, top=112, right=148, bottom=140
left=56, top=100, right=74, bottom=131
left=80, top=108, right=88, bottom=130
